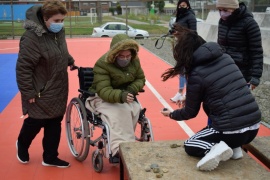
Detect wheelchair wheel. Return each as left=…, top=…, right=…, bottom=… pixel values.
left=135, top=117, right=154, bottom=142
left=66, top=97, right=90, bottom=161
left=92, top=150, right=103, bottom=173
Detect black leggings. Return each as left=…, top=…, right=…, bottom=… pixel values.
left=17, top=116, right=63, bottom=162
left=184, top=126, right=259, bottom=157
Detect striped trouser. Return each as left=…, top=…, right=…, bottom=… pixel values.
left=184, top=126, right=258, bottom=157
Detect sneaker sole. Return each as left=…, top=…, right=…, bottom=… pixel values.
left=197, top=148, right=233, bottom=171
left=16, top=141, right=29, bottom=164
left=42, top=161, right=70, bottom=168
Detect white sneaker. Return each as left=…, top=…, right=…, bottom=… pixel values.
left=170, top=92, right=184, bottom=102
left=197, top=141, right=233, bottom=171
left=231, top=147, right=243, bottom=160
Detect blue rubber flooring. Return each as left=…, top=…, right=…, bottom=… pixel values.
left=0, top=53, right=18, bottom=113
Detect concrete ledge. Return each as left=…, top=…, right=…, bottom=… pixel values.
left=119, top=140, right=269, bottom=180
left=242, top=136, right=270, bottom=169
left=197, top=22, right=270, bottom=81
left=206, top=11, right=270, bottom=28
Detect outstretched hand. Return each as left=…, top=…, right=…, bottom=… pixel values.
left=161, top=108, right=171, bottom=117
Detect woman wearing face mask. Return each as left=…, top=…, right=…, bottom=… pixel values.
left=217, top=0, right=263, bottom=91
left=16, top=0, right=76, bottom=168
left=85, top=34, right=145, bottom=162
left=170, top=0, right=197, bottom=104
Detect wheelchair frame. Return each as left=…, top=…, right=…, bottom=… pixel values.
left=65, top=67, right=154, bottom=172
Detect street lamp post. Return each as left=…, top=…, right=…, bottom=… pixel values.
left=69, top=0, right=72, bottom=38
left=125, top=0, right=128, bottom=35
left=11, top=0, right=14, bottom=39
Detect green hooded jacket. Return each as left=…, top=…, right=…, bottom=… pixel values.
left=89, top=34, right=146, bottom=103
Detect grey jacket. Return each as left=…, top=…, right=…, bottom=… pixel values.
left=16, top=5, right=74, bottom=119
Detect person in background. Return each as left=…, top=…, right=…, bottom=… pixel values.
left=161, top=25, right=261, bottom=171
left=170, top=0, right=197, bottom=103
left=216, top=0, right=263, bottom=90
left=16, top=0, right=76, bottom=168
left=85, top=34, right=145, bottom=163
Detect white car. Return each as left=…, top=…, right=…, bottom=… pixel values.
left=169, top=17, right=204, bottom=29
left=91, top=22, right=149, bottom=39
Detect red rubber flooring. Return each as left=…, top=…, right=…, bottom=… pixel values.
left=0, top=38, right=269, bottom=179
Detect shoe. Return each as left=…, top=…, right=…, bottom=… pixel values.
left=42, top=158, right=70, bottom=168
left=16, top=140, right=29, bottom=164
left=197, top=141, right=233, bottom=171
left=231, top=147, right=243, bottom=160
left=170, top=92, right=184, bottom=102
left=110, top=152, right=119, bottom=164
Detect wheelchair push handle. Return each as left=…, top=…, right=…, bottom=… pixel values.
left=70, top=64, right=79, bottom=71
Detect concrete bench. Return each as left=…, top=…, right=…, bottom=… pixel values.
left=119, top=140, right=269, bottom=180
left=242, top=136, right=270, bottom=169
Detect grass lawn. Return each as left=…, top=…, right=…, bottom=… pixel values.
left=0, top=15, right=169, bottom=38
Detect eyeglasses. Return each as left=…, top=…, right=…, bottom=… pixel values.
left=118, top=54, right=132, bottom=60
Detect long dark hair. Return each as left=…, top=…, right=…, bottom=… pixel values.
left=161, top=24, right=206, bottom=81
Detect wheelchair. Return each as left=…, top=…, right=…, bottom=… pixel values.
left=65, top=67, right=154, bottom=172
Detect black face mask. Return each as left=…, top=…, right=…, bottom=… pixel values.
left=178, top=7, right=188, bottom=14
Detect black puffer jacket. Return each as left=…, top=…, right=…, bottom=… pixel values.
left=170, top=42, right=261, bottom=131
left=16, top=5, right=75, bottom=119
left=175, top=9, right=197, bottom=31
left=217, top=2, right=263, bottom=86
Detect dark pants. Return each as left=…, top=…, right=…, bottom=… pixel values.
left=184, top=125, right=259, bottom=157
left=17, top=116, right=63, bottom=162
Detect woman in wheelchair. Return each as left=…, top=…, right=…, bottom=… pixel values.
left=85, top=34, right=145, bottom=162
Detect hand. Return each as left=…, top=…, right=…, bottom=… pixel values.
left=161, top=108, right=171, bottom=117
left=126, top=93, right=134, bottom=103
left=250, top=84, right=256, bottom=90
left=29, top=98, right=35, bottom=103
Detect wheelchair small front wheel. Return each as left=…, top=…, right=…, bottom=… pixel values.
left=135, top=117, right=154, bottom=142
left=92, top=150, right=103, bottom=173
left=65, top=97, right=90, bottom=161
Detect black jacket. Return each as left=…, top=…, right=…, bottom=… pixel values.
left=170, top=42, right=261, bottom=131
left=176, top=9, right=197, bottom=31
left=16, top=5, right=75, bottom=119
left=217, top=2, right=263, bottom=86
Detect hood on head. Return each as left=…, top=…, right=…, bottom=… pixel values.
left=23, top=5, right=46, bottom=36
left=106, top=34, right=139, bottom=63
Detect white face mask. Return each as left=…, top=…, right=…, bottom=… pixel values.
left=116, top=58, right=131, bottom=67
left=220, top=11, right=232, bottom=21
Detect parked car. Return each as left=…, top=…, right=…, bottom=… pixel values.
left=91, top=22, right=149, bottom=39
left=168, top=17, right=204, bottom=30
left=266, top=7, right=270, bottom=13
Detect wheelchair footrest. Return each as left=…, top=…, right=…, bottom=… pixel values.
left=109, top=156, right=119, bottom=164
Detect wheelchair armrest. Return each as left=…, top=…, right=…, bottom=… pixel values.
left=78, top=89, right=95, bottom=97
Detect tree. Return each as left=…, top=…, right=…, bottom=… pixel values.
left=116, top=2, right=122, bottom=15
left=147, top=0, right=166, bottom=13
